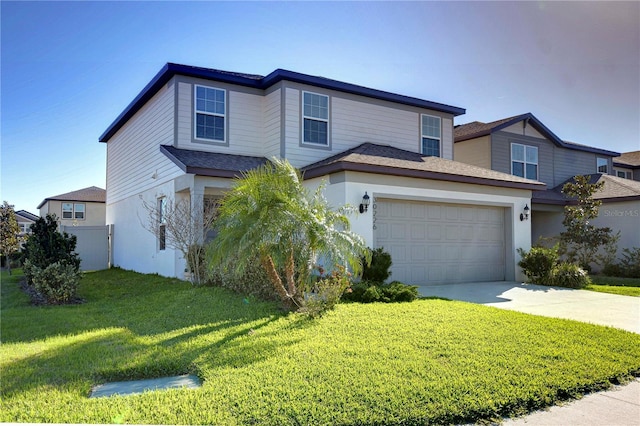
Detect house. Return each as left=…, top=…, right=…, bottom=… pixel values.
left=37, top=186, right=106, bottom=229
left=15, top=210, right=39, bottom=237
left=613, top=151, right=640, bottom=181
left=454, top=113, right=640, bottom=262
left=99, top=63, right=545, bottom=284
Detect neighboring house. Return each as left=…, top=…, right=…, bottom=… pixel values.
left=454, top=113, right=640, bottom=262
left=37, top=186, right=106, bottom=228
left=99, top=63, right=545, bottom=284
left=613, top=150, right=640, bottom=181
left=15, top=210, right=38, bottom=237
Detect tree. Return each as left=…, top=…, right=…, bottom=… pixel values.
left=140, top=195, right=218, bottom=285
left=0, top=201, right=21, bottom=275
left=560, top=175, right=615, bottom=271
left=23, top=214, right=81, bottom=278
left=208, top=158, right=370, bottom=312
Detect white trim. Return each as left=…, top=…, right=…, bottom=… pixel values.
left=615, top=169, right=632, bottom=179
left=301, top=91, right=330, bottom=147
left=420, top=114, right=441, bottom=157
left=193, top=84, right=226, bottom=143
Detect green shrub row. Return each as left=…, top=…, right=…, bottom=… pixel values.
left=518, top=245, right=591, bottom=289
left=602, top=247, right=640, bottom=278
left=342, top=281, right=419, bottom=303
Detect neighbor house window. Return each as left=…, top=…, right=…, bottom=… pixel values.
left=616, top=169, right=632, bottom=179
left=158, top=197, right=166, bottom=251
left=302, top=91, right=329, bottom=146
left=421, top=114, right=441, bottom=157
left=194, top=85, right=226, bottom=142
left=511, top=143, right=538, bottom=180
left=597, top=157, right=609, bottom=174
left=62, top=203, right=85, bottom=220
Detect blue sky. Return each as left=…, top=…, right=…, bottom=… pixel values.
left=2, top=1, right=639, bottom=213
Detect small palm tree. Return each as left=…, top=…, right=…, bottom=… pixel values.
left=208, top=158, right=370, bottom=311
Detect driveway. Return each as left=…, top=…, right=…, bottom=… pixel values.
left=417, top=281, right=640, bottom=334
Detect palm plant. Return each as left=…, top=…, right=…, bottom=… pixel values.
left=208, top=158, right=370, bottom=311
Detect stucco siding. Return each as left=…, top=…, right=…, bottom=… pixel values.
left=41, top=200, right=106, bottom=228
left=454, top=136, right=491, bottom=169
left=106, top=81, right=182, bottom=204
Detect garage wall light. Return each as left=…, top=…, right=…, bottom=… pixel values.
left=359, top=192, right=370, bottom=213
left=520, top=204, right=530, bottom=221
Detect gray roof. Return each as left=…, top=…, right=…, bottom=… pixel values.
left=614, top=151, right=640, bottom=168
left=37, top=186, right=106, bottom=209
left=301, top=143, right=546, bottom=190
left=15, top=210, right=39, bottom=222
left=161, top=145, right=269, bottom=178
left=533, top=174, right=640, bottom=205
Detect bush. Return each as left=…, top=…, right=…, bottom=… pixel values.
left=208, top=254, right=278, bottom=301
left=342, top=280, right=418, bottom=304
left=549, top=263, right=591, bottom=289
left=361, top=247, right=392, bottom=283
left=517, top=245, right=559, bottom=284
left=302, top=265, right=352, bottom=317
left=29, top=261, right=81, bottom=304
left=600, top=247, right=640, bottom=278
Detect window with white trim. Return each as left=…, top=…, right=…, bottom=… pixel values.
left=511, top=143, right=538, bottom=180
left=421, top=114, right=441, bottom=157
left=62, top=203, right=85, bottom=220
left=158, top=197, right=166, bottom=251
left=302, top=91, right=329, bottom=146
left=194, top=85, right=226, bottom=142
left=615, top=169, right=632, bottom=179
left=597, top=157, right=608, bottom=174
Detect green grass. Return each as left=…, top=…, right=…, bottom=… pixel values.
left=586, top=275, right=640, bottom=297
left=2, top=268, right=639, bottom=425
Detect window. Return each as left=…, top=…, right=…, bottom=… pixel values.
left=62, top=203, right=85, bottom=220
left=19, top=223, right=31, bottom=234
left=597, top=157, right=609, bottom=174
left=194, top=85, right=226, bottom=142
left=158, top=197, right=166, bottom=251
left=511, top=143, right=538, bottom=180
left=421, top=115, right=441, bottom=157
left=616, top=169, right=632, bottom=179
left=62, top=203, right=73, bottom=219
left=302, top=91, right=329, bottom=146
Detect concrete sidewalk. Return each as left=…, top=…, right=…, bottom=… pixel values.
left=418, top=281, right=640, bottom=333
left=418, top=282, right=640, bottom=425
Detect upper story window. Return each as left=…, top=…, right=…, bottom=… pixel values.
left=597, top=157, right=609, bottom=174
left=62, top=203, right=85, bottom=220
left=616, top=169, right=632, bottom=179
left=194, top=85, right=226, bottom=142
left=302, top=91, right=329, bottom=146
left=511, top=143, right=538, bottom=180
left=421, top=115, right=441, bottom=157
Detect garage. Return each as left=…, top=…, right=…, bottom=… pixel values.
left=373, top=198, right=506, bottom=285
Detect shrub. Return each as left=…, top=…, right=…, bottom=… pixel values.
left=361, top=247, right=392, bottom=283
left=208, top=254, right=278, bottom=301
left=301, top=265, right=352, bottom=317
left=342, top=280, right=418, bottom=304
left=517, top=245, right=559, bottom=284
left=603, top=247, right=640, bottom=278
left=549, top=263, right=591, bottom=289
left=29, top=261, right=82, bottom=304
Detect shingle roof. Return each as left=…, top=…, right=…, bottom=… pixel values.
left=161, top=145, right=269, bottom=178
left=37, top=186, right=106, bottom=209
left=100, top=63, right=465, bottom=142
left=454, top=113, right=619, bottom=157
left=301, top=142, right=546, bottom=191
left=15, top=210, right=39, bottom=222
left=533, top=174, right=640, bottom=205
left=614, top=150, right=640, bottom=168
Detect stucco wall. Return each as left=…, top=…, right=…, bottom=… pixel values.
left=40, top=200, right=106, bottom=228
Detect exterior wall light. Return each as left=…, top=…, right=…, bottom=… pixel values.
left=520, top=204, right=530, bottom=221
left=359, top=192, right=370, bottom=213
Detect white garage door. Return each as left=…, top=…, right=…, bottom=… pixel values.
left=374, top=199, right=505, bottom=285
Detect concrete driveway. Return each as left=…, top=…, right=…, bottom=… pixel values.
left=417, top=281, right=640, bottom=334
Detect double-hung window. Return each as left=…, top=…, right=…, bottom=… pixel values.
left=195, top=85, right=226, bottom=142
left=62, top=203, right=85, bottom=220
left=511, top=143, right=538, bottom=180
left=302, top=92, right=329, bottom=146
left=597, top=157, right=609, bottom=174
left=421, top=115, right=441, bottom=157
left=158, top=197, right=166, bottom=251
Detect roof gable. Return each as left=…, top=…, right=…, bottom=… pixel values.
left=614, top=150, right=640, bottom=168
left=99, top=63, right=465, bottom=142
left=454, top=113, right=619, bottom=157
left=37, top=186, right=106, bottom=209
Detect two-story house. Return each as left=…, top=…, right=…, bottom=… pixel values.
left=15, top=210, right=39, bottom=238
left=99, top=63, right=544, bottom=285
left=37, top=186, right=106, bottom=229
left=454, top=113, right=640, bottom=260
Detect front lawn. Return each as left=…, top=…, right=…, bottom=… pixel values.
left=2, top=269, right=639, bottom=425
left=587, top=275, right=640, bottom=297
